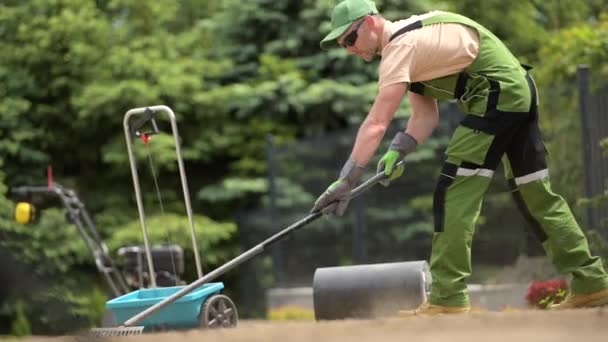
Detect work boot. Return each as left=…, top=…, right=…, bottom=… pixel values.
left=398, top=301, right=470, bottom=316
left=550, top=288, right=608, bottom=310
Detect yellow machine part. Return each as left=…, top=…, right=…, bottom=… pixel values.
left=15, top=202, right=35, bottom=224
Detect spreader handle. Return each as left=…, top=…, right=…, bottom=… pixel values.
left=120, top=161, right=402, bottom=327
left=350, top=161, right=400, bottom=198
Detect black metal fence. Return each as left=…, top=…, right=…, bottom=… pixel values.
left=237, top=124, right=438, bottom=286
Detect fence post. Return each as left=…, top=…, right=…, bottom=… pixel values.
left=266, top=134, right=286, bottom=285
left=352, top=196, right=368, bottom=264
left=577, top=65, right=595, bottom=230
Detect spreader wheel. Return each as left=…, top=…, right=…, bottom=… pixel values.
left=200, top=294, right=238, bottom=329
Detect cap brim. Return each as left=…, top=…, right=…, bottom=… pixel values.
left=320, top=22, right=352, bottom=50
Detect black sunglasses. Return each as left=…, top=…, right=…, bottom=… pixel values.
left=340, top=18, right=366, bottom=48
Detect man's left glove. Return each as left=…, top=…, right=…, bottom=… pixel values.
left=377, top=132, right=417, bottom=186
left=311, top=157, right=365, bottom=216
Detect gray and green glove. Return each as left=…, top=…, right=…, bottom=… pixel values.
left=377, top=132, right=417, bottom=186
left=311, top=157, right=365, bottom=216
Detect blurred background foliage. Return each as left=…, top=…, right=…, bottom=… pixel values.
left=0, top=0, right=607, bottom=335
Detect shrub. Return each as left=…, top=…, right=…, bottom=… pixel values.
left=267, top=306, right=315, bottom=321
left=525, top=279, right=568, bottom=309
left=10, top=300, right=31, bottom=337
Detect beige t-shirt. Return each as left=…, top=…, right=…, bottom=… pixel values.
left=378, top=11, right=480, bottom=89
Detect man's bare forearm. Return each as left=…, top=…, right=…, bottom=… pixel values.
left=350, top=115, right=389, bottom=166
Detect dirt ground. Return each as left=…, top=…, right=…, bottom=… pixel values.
left=20, top=308, right=608, bottom=342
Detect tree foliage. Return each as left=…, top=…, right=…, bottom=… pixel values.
left=533, top=12, right=608, bottom=202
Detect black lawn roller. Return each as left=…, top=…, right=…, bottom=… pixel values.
left=313, top=260, right=430, bottom=320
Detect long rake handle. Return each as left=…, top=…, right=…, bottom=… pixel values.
left=121, top=162, right=400, bottom=327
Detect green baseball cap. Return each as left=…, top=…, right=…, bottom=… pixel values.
left=320, top=0, right=379, bottom=50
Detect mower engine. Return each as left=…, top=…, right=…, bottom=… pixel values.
left=118, top=245, right=185, bottom=288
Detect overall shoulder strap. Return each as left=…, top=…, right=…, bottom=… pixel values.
left=389, top=20, right=422, bottom=42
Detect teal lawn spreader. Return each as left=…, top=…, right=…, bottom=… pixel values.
left=97, top=106, right=237, bottom=336
left=105, top=283, right=235, bottom=331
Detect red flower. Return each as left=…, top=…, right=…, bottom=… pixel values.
left=525, top=279, right=568, bottom=309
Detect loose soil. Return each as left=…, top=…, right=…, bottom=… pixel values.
left=20, top=308, right=608, bottom=342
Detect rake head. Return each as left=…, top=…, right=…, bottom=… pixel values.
left=89, top=326, right=145, bottom=337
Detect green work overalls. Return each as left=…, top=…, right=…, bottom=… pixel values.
left=390, top=12, right=608, bottom=306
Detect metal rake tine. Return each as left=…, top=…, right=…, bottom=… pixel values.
left=89, top=326, right=145, bottom=337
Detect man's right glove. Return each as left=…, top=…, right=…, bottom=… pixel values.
left=311, top=157, right=364, bottom=216
left=376, top=132, right=417, bottom=186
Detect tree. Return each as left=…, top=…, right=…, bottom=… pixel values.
left=534, top=12, right=608, bottom=203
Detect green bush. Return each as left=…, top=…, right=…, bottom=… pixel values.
left=10, top=300, right=31, bottom=337
left=267, top=306, right=315, bottom=321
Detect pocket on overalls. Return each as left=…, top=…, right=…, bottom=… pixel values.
left=457, top=75, right=491, bottom=116
left=445, top=125, right=494, bottom=165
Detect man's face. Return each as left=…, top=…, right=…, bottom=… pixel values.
left=337, top=17, right=376, bottom=62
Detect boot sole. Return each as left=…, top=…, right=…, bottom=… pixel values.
left=552, top=293, right=608, bottom=309
left=586, top=295, right=608, bottom=307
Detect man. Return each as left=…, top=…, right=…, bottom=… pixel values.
left=311, top=0, right=608, bottom=314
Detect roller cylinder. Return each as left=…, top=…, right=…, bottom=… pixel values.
left=313, top=261, right=430, bottom=320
